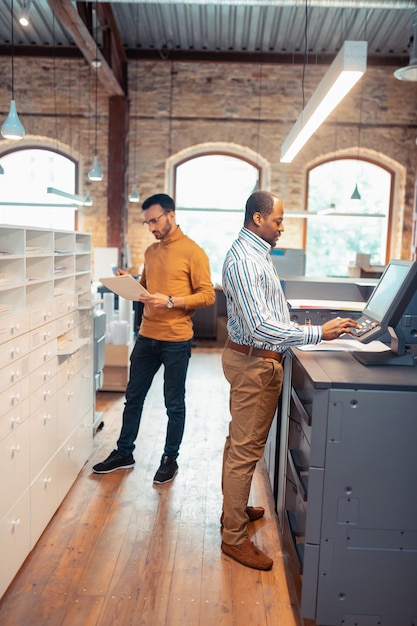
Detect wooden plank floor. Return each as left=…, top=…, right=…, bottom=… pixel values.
left=0, top=348, right=310, bottom=626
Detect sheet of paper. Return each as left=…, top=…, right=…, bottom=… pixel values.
left=298, top=339, right=390, bottom=352
left=99, top=275, right=149, bottom=301
left=288, top=299, right=365, bottom=311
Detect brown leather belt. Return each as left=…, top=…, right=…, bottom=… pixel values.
left=226, top=339, right=284, bottom=363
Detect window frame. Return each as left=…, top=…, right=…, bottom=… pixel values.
left=305, top=154, right=396, bottom=266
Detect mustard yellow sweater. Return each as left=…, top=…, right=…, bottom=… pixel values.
left=139, top=226, right=215, bottom=341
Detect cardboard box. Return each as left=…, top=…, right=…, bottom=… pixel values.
left=104, top=342, right=133, bottom=367
left=102, top=366, right=129, bottom=392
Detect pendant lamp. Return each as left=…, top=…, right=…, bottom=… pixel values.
left=1, top=0, right=25, bottom=140
left=351, top=184, right=361, bottom=200
left=128, top=184, right=140, bottom=203
left=88, top=3, right=103, bottom=182
left=129, top=4, right=140, bottom=202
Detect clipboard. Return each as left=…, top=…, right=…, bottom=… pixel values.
left=99, top=275, right=149, bottom=301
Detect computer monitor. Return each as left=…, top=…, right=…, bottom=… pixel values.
left=352, top=259, right=417, bottom=365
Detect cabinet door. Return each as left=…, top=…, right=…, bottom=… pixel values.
left=0, top=419, right=30, bottom=520
left=30, top=395, right=58, bottom=480
left=0, top=490, right=30, bottom=600
left=56, top=417, right=92, bottom=503
left=30, top=455, right=59, bottom=548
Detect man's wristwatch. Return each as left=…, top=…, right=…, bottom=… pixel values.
left=167, top=295, right=174, bottom=309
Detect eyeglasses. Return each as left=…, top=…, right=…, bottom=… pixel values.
left=142, top=212, right=167, bottom=227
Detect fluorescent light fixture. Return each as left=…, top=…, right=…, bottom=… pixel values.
left=280, top=41, right=367, bottom=163
left=47, top=187, right=85, bottom=206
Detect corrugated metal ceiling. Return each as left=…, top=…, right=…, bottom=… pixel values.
left=0, top=0, right=415, bottom=62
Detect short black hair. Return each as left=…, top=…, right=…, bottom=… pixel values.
left=244, top=190, right=277, bottom=226
left=142, top=193, right=175, bottom=213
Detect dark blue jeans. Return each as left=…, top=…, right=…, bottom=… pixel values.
left=116, top=335, right=192, bottom=459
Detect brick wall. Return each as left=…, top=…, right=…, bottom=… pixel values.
left=1, top=56, right=416, bottom=272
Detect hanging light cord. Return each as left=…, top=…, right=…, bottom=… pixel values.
left=132, top=2, right=139, bottom=180
left=10, top=0, right=15, bottom=100
left=301, top=0, right=309, bottom=110
left=52, top=10, right=59, bottom=146
left=356, top=10, right=368, bottom=159
left=94, top=0, right=99, bottom=155
left=168, top=62, right=174, bottom=157
left=256, top=63, right=262, bottom=158
left=94, top=67, right=98, bottom=154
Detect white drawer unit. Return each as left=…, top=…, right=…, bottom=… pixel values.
left=0, top=225, right=94, bottom=600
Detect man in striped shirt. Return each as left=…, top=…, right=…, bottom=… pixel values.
left=220, top=189, right=359, bottom=570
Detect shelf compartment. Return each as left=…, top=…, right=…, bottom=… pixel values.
left=54, top=231, right=74, bottom=255
left=75, top=233, right=91, bottom=254
left=0, top=258, right=25, bottom=290
left=0, top=227, right=24, bottom=256
left=54, top=276, right=75, bottom=299
left=26, top=281, right=54, bottom=309
left=0, top=287, right=25, bottom=317
left=26, top=256, right=53, bottom=283
left=26, top=229, right=53, bottom=256
left=54, top=254, right=74, bottom=277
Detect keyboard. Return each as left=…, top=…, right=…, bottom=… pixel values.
left=351, top=317, right=379, bottom=337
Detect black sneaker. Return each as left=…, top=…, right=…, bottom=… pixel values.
left=153, top=455, right=178, bottom=484
left=92, top=450, right=135, bottom=474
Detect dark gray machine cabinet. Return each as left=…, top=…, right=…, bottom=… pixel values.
left=281, top=350, right=417, bottom=626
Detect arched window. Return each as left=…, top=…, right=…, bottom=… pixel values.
left=171, top=146, right=268, bottom=285
left=305, top=157, right=392, bottom=277
left=0, top=147, right=78, bottom=230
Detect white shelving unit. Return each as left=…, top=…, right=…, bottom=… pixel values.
left=0, top=225, right=94, bottom=600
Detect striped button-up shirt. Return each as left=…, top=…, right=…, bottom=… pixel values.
left=222, top=227, right=322, bottom=352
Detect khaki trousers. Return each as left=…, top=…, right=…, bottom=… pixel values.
left=221, top=346, right=284, bottom=545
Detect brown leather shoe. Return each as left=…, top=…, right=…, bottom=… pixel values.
left=246, top=505, right=265, bottom=522
left=220, top=505, right=265, bottom=527
left=221, top=538, right=273, bottom=570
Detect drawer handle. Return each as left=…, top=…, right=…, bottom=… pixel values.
left=44, top=477, right=52, bottom=485
left=11, top=393, right=21, bottom=404
left=43, top=390, right=52, bottom=399
left=11, top=346, right=20, bottom=357
left=11, top=416, right=21, bottom=427
left=12, top=444, right=21, bottom=454
left=43, top=414, right=52, bottom=424
left=12, top=518, right=21, bottom=528
left=11, top=370, right=20, bottom=381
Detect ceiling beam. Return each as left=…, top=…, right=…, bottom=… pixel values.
left=1, top=45, right=407, bottom=68
left=47, top=0, right=125, bottom=97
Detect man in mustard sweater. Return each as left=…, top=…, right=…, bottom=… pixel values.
left=93, top=193, right=215, bottom=483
